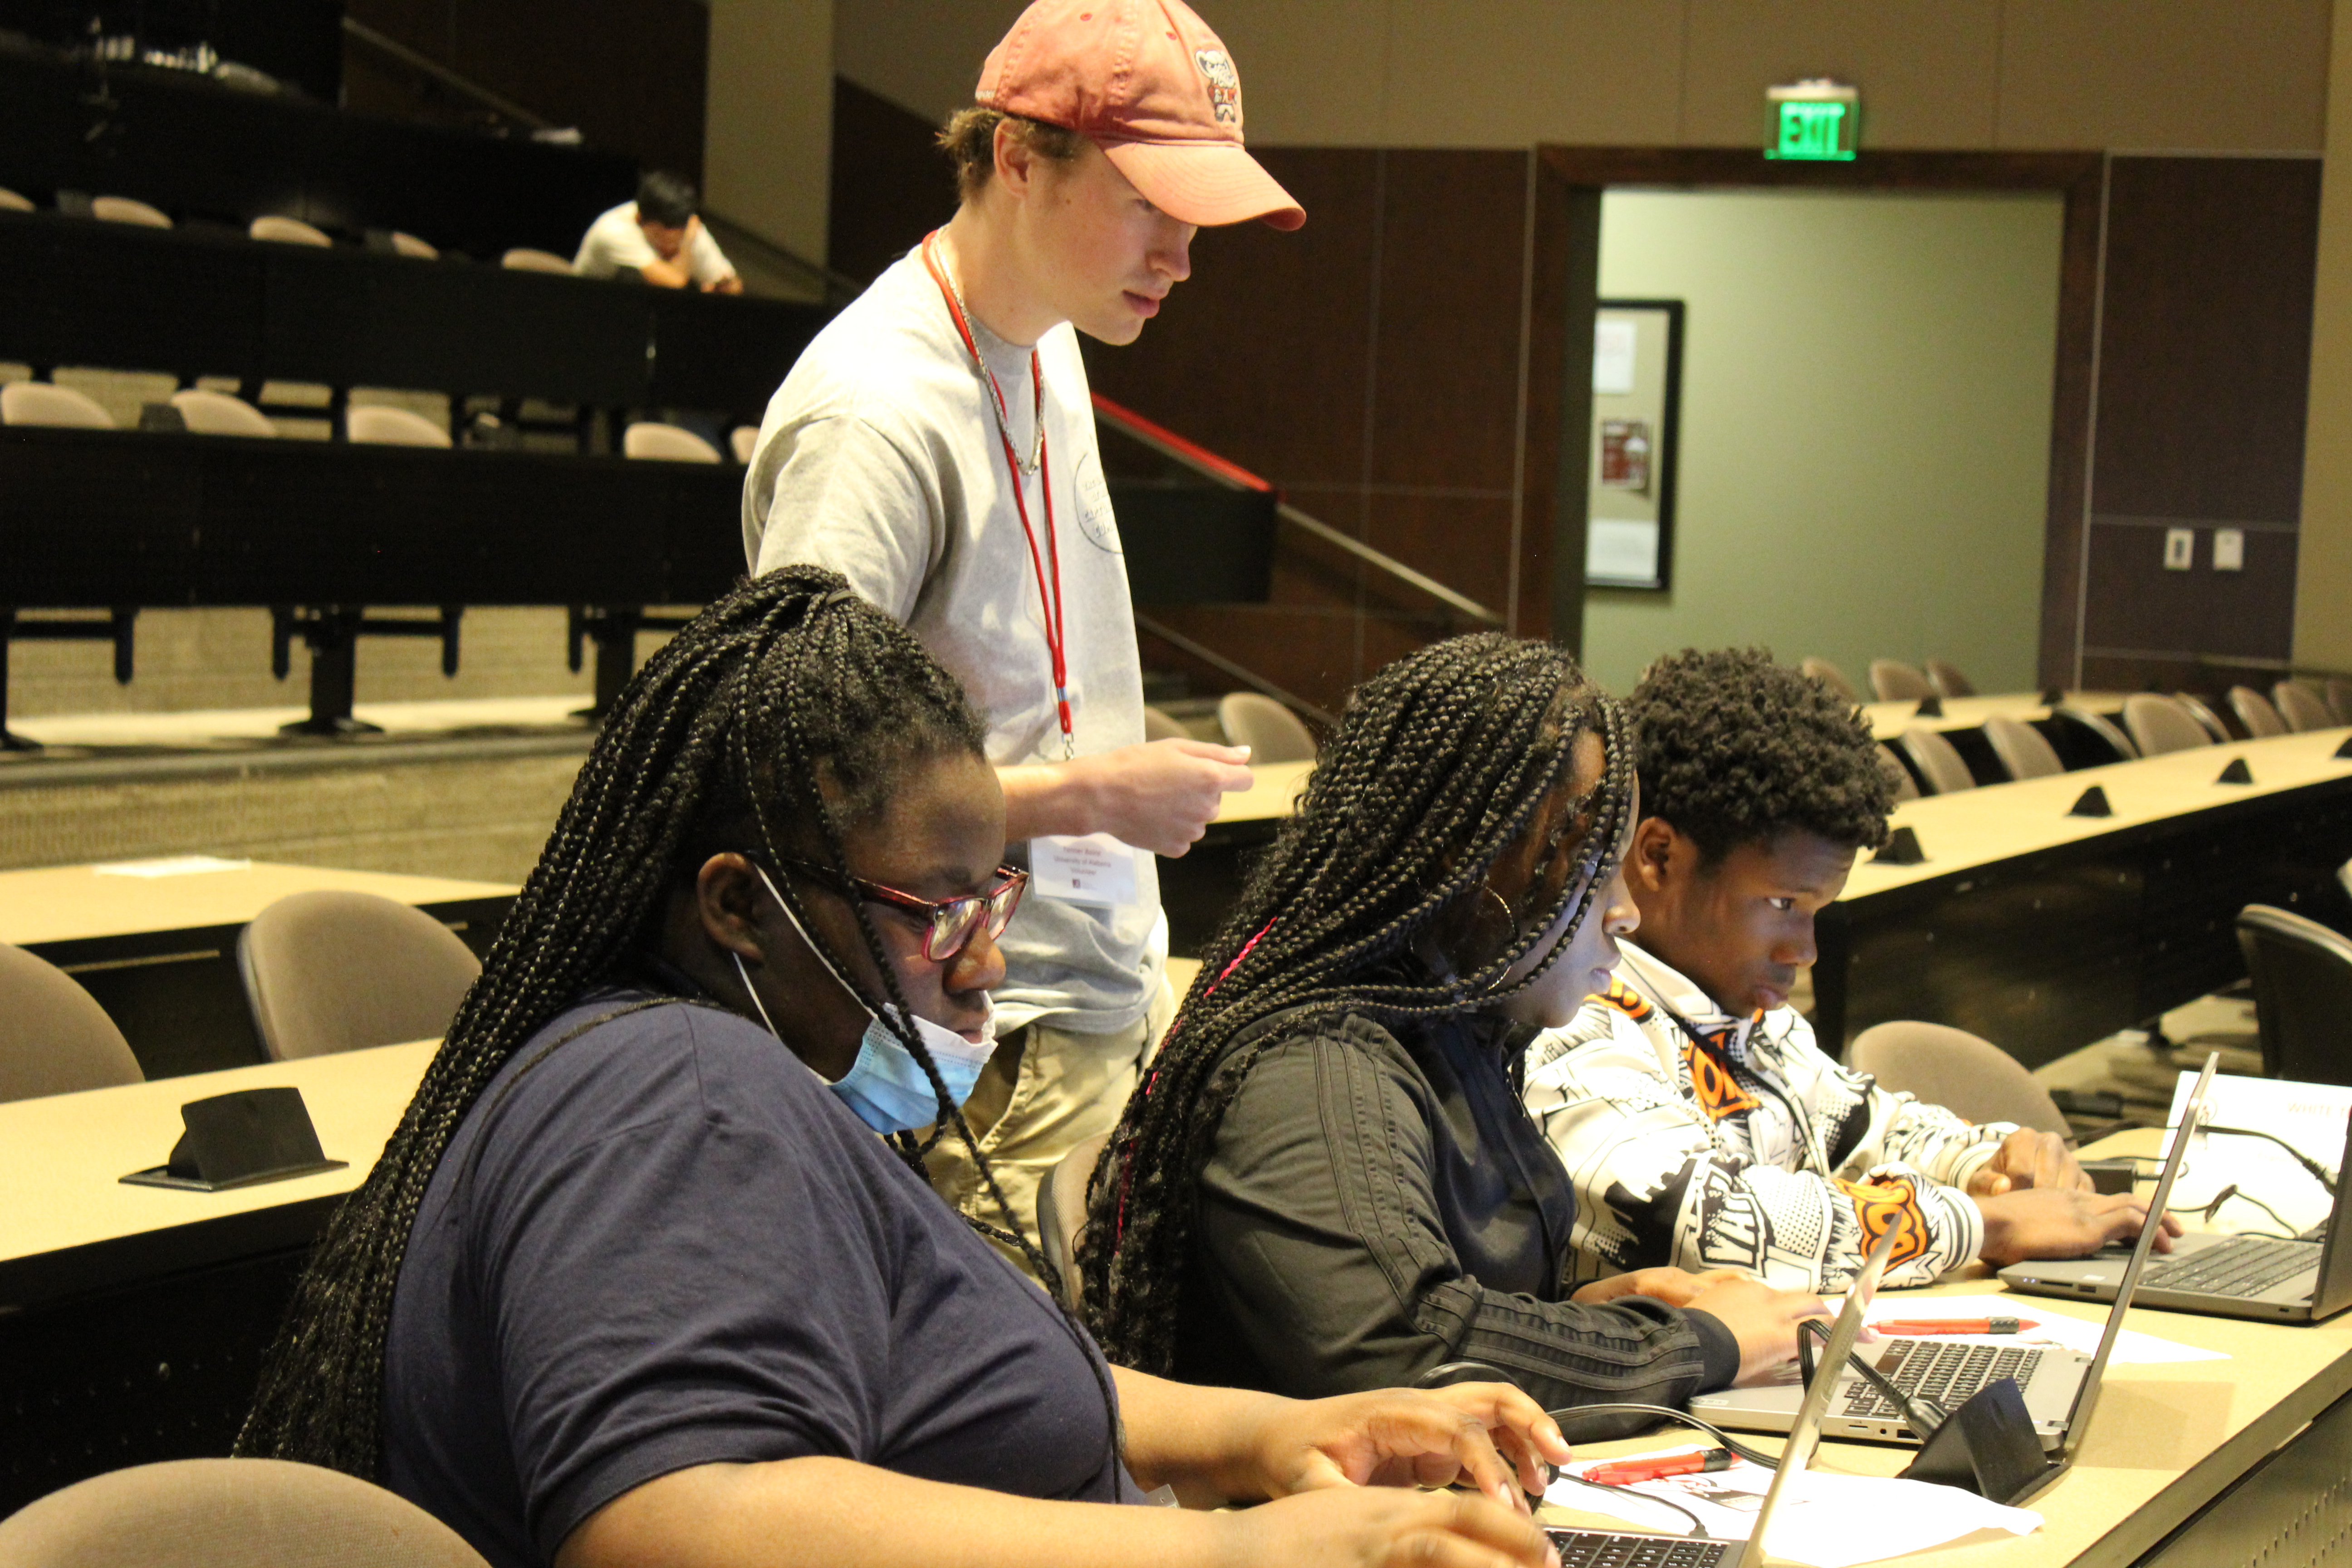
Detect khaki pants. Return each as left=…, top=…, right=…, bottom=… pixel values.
left=925, top=979, right=1175, bottom=1279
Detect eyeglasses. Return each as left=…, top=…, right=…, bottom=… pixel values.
left=772, top=856, right=1028, bottom=962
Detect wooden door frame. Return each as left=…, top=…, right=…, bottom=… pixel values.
left=1522, top=146, right=2103, bottom=687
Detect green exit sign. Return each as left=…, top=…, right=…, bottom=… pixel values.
left=1766, top=81, right=1860, bottom=160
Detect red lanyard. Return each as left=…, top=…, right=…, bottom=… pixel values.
left=921, top=231, right=1074, bottom=759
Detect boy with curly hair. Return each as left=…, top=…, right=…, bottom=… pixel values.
left=1524, top=648, right=2170, bottom=1292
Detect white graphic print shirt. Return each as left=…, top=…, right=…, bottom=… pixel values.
left=1522, top=944, right=2011, bottom=1292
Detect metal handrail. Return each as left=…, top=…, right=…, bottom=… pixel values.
left=1132, top=612, right=1336, bottom=727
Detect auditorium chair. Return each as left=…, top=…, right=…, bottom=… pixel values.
left=2122, top=694, right=2214, bottom=756
left=2229, top=686, right=2288, bottom=738
left=1218, top=691, right=1317, bottom=763
left=2049, top=705, right=2137, bottom=763
left=622, top=421, right=721, bottom=462
left=2274, top=680, right=2336, bottom=732
left=1038, top=1132, right=1109, bottom=1311
left=168, top=388, right=275, bottom=437
left=730, top=424, right=760, bottom=463
left=388, top=230, right=439, bottom=259
left=345, top=404, right=452, bottom=447
left=2173, top=691, right=2233, bottom=743
left=1926, top=657, right=1976, bottom=698
left=1848, top=1021, right=2068, bottom=1136
left=1894, top=726, right=1975, bottom=794
left=0, top=381, right=113, bottom=428
left=0, top=186, right=33, bottom=212
left=500, top=246, right=574, bottom=275
left=1144, top=704, right=1189, bottom=742
left=1869, top=659, right=1935, bottom=702
left=248, top=214, right=332, bottom=247
left=0, top=941, right=143, bottom=1103
left=2235, top=904, right=2352, bottom=1086
left=1981, top=715, right=2065, bottom=781
left=89, top=194, right=172, bottom=228
left=0, top=1458, right=490, bottom=1568
left=1875, top=742, right=1921, bottom=803
left=1800, top=657, right=1860, bottom=703
left=2329, top=678, right=2352, bottom=724
left=238, top=891, right=481, bottom=1060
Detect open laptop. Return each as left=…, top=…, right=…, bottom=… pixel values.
left=2003, top=1089, right=2352, bottom=1324
left=1691, top=1054, right=2215, bottom=1455
left=1543, top=1228, right=1899, bottom=1568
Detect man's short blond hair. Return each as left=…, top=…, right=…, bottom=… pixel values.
left=938, top=107, right=1086, bottom=201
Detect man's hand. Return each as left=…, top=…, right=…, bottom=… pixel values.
left=1965, top=1128, right=2091, bottom=1196
left=1245, top=1383, right=1570, bottom=1510
left=1001, top=739, right=1254, bottom=857
left=1571, top=1266, right=1749, bottom=1308
left=1976, top=1187, right=2182, bottom=1265
left=706, top=272, right=744, bottom=294
left=1682, top=1276, right=1833, bottom=1386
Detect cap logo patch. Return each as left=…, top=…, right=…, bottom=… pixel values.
left=1194, top=47, right=1240, bottom=123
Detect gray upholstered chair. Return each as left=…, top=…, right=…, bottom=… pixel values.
left=1875, top=742, right=1921, bottom=803
left=2173, top=692, right=2233, bottom=743
left=729, top=424, right=760, bottom=464
left=0, top=941, right=142, bottom=1103
left=1, top=381, right=115, bottom=429
left=248, top=214, right=332, bottom=247
left=0, top=185, right=34, bottom=212
left=90, top=194, right=172, bottom=228
left=1848, top=1020, right=2068, bottom=1136
left=169, top=388, right=276, bottom=437
left=2327, top=678, right=2352, bottom=725
left=1037, top=1131, right=1110, bottom=1311
left=346, top=404, right=452, bottom=447
left=1981, top=715, right=2064, bottom=781
left=1143, top=703, right=1189, bottom=742
left=238, top=890, right=480, bottom=1060
left=623, top=421, right=722, bottom=462
left=1870, top=660, right=1935, bottom=702
left=500, top=246, right=574, bottom=274
left=1801, top=657, right=1860, bottom=704
left=1925, top=658, right=1975, bottom=698
left=0, top=1457, right=489, bottom=1568
left=2122, top=694, right=2214, bottom=756
left=1895, top=726, right=1975, bottom=794
left=2236, top=905, right=2352, bottom=1086
left=2274, top=681, right=2336, bottom=732
left=2050, top=705, right=2137, bottom=762
left=1217, top=691, right=1317, bottom=763
left=2229, top=686, right=2288, bottom=738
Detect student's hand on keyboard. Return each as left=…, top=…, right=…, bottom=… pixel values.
left=1966, top=1129, right=2093, bottom=1197
left=1571, top=1266, right=1749, bottom=1308
left=1976, top=1187, right=2184, bottom=1265
left=1682, top=1277, right=1833, bottom=1385
left=1221, top=1486, right=1562, bottom=1568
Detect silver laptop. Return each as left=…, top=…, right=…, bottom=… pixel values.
left=2003, top=1089, right=2352, bottom=1324
left=1543, top=1229, right=1899, bottom=1568
left=1691, top=1054, right=2215, bottom=1455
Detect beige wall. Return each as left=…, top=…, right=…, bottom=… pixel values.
left=829, top=0, right=2328, bottom=152
left=2300, top=0, right=2352, bottom=671
left=1580, top=189, right=2064, bottom=697
left=705, top=0, right=835, bottom=263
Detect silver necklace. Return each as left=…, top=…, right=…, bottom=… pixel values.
left=935, top=239, right=1044, bottom=477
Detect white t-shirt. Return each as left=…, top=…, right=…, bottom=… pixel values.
left=742, top=249, right=1164, bottom=1036
left=572, top=201, right=736, bottom=287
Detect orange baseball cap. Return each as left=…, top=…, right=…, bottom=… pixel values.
left=976, top=0, right=1304, bottom=230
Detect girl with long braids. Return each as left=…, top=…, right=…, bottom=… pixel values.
left=1081, top=635, right=1828, bottom=1418
left=235, top=568, right=1573, bottom=1568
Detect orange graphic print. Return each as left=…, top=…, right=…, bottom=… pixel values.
left=1836, top=1175, right=1931, bottom=1269
left=1601, top=979, right=1655, bottom=1021
left=1683, top=1038, right=1760, bottom=1122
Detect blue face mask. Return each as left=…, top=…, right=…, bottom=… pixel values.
left=734, top=865, right=998, bottom=1135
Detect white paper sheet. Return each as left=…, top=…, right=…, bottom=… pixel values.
left=2165, top=1070, right=2349, bottom=1235
left=1545, top=1446, right=2040, bottom=1568
left=1593, top=318, right=1638, bottom=394
left=1858, top=1293, right=2225, bottom=1365
left=93, top=854, right=252, bottom=878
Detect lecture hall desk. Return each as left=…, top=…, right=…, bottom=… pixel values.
left=0, top=860, right=513, bottom=1078
left=1859, top=691, right=2132, bottom=745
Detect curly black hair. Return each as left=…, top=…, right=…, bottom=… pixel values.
left=1628, top=647, right=1892, bottom=862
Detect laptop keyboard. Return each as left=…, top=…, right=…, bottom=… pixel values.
left=1840, top=1338, right=2043, bottom=1419
left=1545, top=1530, right=1731, bottom=1566
left=2142, top=1235, right=2318, bottom=1297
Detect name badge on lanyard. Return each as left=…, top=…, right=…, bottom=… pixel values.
left=1030, top=833, right=1140, bottom=907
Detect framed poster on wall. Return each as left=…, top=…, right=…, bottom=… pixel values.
left=1585, top=299, right=1684, bottom=591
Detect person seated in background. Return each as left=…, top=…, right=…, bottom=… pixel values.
left=235, top=568, right=1566, bottom=1568
left=1524, top=647, right=2176, bottom=1295
left=573, top=170, right=741, bottom=293
left=1083, top=634, right=1828, bottom=1425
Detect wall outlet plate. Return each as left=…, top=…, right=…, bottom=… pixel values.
left=2163, top=528, right=2195, bottom=570
left=2213, top=528, right=2245, bottom=571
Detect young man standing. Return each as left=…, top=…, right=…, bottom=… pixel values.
left=741, top=0, right=1301, bottom=1259
left=574, top=171, right=742, bottom=293
left=1525, top=648, right=2174, bottom=1292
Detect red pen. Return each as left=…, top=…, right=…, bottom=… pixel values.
left=1875, top=1317, right=2036, bottom=1335
left=1584, top=1450, right=1736, bottom=1486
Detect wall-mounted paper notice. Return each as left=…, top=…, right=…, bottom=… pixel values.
left=1586, top=518, right=1661, bottom=583
left=1592, top=318, right=1637, bottom=395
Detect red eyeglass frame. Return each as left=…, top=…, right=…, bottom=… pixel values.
left=770, top=855, right=1029, bottom=962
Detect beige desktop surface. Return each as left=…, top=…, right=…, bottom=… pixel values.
left=1862, top=690, right=2131, bottom=742
left=1841, top=726, right=2352, bottom=901
left=0, top=859, right=515, bottom=947
left=1215, top=758, right=1314, bottom=824
left=0, top=1039, right=438, bottom=1267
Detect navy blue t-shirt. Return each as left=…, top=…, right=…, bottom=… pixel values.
left=382, top=992, right=1135, bottom=1568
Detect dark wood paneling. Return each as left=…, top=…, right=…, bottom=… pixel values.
left=2038, top=162, right=2108, bottom=689
left=1528, top=165, right=1600, bottom=650
left=826, top=76, right=956, bottom=284
left=1139, top=604, right=1364, bottom=714
left=1362, top=492, right=1516, bottom=624
left=2082, top=523, right=2299, bottom=661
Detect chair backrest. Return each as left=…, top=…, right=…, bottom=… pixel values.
left=2235, top=905, right=2352, bottom=1085
left=2328, top=677, right=2352, bottom=725
left=729, top=424, right=760, bottom=464
left=1925, top=657, right=1975, bottom=698
left=622, top=421, right=721, bottom=462
left=0, top=186, right=34, bottom=212
left=500, top=246, right=575, bottom=274
left=0, top=1457, right=490, bottom=1568
left=2274, top=680, right=2336, bottom=733
left=2229, top=686, right=2288, bottom=738
left=0, top=941, right=143, bottom=1104
left=2122, top=693, right=2215, bottom=756
left=1874, top=742, right=1921, bottom=804
left=346, top=404, right=452, bottom=447
left=1847, top=1020, right=2068, bottom=1135
left=1036, top=1131, right=1109, bottom=1310
left=249, top=214, right=331, bottom=247
left=1895, top=726, right=1975, bottom=794
left=2049, top=705, right=2138, bottom=762
left=238, top=891, right=481, bottom=1060
left=169, top=388, right=275, bottom=437
left=1143, top=704, right=1190, bottom=742
left=1981, top=715, right=2064, bottom=781
left=388, top=229, right=439, bottom=260
left=1869, top=659, right=1934, bottom=701
left=1217, top=691, right=1317, bottom=762
left=1, top=381, right=115, bottom=429
left=1800, top=657, right=1860, bottom=704
left=2172, top=691, right=2233, bottom=743
left=91, top=194, right=172, bottom=228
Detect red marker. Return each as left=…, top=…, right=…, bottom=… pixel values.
left=1585, top=1450, right=1737, bottom=1486
left=1875, top=1317, right=2037, bottom=1336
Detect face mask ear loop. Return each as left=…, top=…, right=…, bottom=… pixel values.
left=731, top=951, right=785, bottom=1040
left=752, top=862, right=872, bottom=1016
